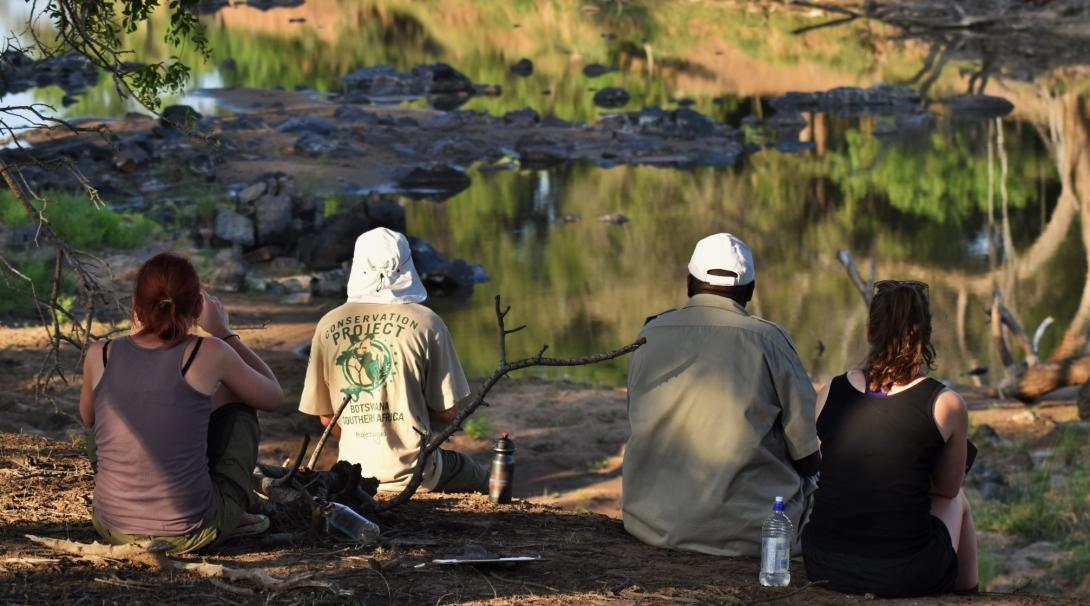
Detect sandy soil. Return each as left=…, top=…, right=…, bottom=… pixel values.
left=0, top=293, right=1084, bottom=604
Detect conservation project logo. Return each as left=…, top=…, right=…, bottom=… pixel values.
left=335, top=333, right=396, bottom=400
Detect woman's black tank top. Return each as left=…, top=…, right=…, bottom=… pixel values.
left=804, top=373, right=948, bottom=558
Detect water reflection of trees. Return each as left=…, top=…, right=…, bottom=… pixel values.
left=403, top=95, right=1083, bottom=382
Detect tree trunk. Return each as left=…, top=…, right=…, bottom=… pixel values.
left=1005, top=355, right=1090, bottom=402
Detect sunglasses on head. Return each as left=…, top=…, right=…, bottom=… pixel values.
left=873, top=279, right=929, bottom=296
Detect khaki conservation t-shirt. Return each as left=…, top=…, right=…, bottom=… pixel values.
left=299, top=302, right=470, bottom=490
left=622, top=294, right=818, bottom=557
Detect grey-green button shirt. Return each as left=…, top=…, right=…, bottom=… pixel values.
left=622, top=294, right=819, bottom=557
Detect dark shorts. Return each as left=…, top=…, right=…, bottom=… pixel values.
left=802, top=515, right=958, bottom=598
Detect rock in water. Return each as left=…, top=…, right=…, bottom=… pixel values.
left=593, top=87, right=630, bottom=109
left=160, top=104, right=202, bottom=129
left=413, top=63, right=475, bottom=95
left=950, top=94, right=1015, bottom=120
left=396, top=165, right=472, bottom=200
left=276, top=116, right=337, bottom=135
left=510, top=58, right=534, bottom=77
left=583, top=63, right=618, bottom=78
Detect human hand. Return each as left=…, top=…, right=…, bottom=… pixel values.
left=197, top=291, right=231, bottom=338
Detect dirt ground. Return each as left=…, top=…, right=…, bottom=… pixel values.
left=0, top=433, right=1078, bottom=606
left=0, top=293, right=1085, bottom=604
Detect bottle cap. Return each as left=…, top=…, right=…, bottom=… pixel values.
left=493, top=433, right=515, bottom=453
left=772, top=496, right=785, bottom=512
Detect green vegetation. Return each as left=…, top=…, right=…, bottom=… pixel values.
left=463, top=412, right=494, bottom=440
left=0, top=191, right=158, bottom=250
left=973, top=426, right=1090, bottom=592
left=0, top=258, right=69, bottom=316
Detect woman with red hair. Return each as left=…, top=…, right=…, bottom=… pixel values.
left=802, top=280, right=978, bottom=597
left=79, top=252, right=282, bottom=553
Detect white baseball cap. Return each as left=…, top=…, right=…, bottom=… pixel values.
left=687, top=233, right=755, bottom=286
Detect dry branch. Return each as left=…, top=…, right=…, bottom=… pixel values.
left=373, top=295, right=645, bottom=512
left=25, top=534, right=350, bottom=596
left=836, top=249, right=872, bottom=306
left=307, top=394, right=352, bottom=471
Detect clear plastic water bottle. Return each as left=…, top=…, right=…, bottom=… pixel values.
left=327, top=502, right=381, bottom=544
left=759, top=496, right=792, bottom=587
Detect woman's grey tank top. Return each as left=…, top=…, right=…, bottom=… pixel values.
left=92, top=336, right=217, bottom=535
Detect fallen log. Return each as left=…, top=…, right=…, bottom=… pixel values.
left=1000, top=355, right=1090, bottom=402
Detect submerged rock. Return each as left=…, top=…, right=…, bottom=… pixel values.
left=0, top=50, right=99, bottom=97
left=583, top=63, right=618, bottom=78
left=408, top=237, right=488, bottom=292
left=594, top=87, right=630, bottom=109
left=510, top=58, right=534, bottom=77
left=396, top=164, right=472, bottom=200
left=769, top=84, right=921, bottom=117
left=950, top=94, right=1015, bottom=119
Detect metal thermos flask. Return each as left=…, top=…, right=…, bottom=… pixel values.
left=488, top=433, right=515, bottom=504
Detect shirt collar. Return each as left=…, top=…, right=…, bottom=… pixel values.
left=684, top=293, right=750, bottom=316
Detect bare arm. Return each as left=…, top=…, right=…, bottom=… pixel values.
left=429, top=406, right=458, bottom=426
left=196, top=291, right=282, bottom=412
left=930, top=389, right=969, bottom=498
left=319, top=414, right=342, bottom=438
left=78, top=342, right=102, bottom=427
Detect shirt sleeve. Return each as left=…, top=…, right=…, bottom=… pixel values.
left=298, top=328, right=333, bottom=417
left=768, top=335, right=819, bottom=461
left=425, top=320, right=471, bottom=412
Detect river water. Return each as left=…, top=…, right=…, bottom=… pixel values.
left=3, top=0, right=1087, bottom=385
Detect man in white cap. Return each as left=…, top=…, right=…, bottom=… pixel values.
left=298, top=227, right=487, bottom=492
left=622, top=233, right=819, bottom=556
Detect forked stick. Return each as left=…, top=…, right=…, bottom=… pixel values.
left=373, top=295, right=644, bottom=512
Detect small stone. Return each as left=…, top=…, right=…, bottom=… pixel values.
left=281, top=292, right=312, bottom=305
left=1011, top=410, right=1039, bottom=425
left=315, top=268, right=348, bottom=296
left=237, top=182, right=268, bottom=205
left=243, top=245, right=282, bottom=264
left=243, top=275, right=268, bottom=293
left=272, top=275, right=314, bottom=293
left=214, top=209, right=255, bottom=248
left=208, top=248, right=247, bottom=292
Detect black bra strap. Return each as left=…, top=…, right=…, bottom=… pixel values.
left=102, top=339, right=111, bottom=367
left=181, top=337, right=204, bottom=376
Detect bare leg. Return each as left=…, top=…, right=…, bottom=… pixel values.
left=931, top=489, right=979, bottom=591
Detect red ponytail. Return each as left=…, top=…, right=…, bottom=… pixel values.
left=132, top=252, right=202, bottom=342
